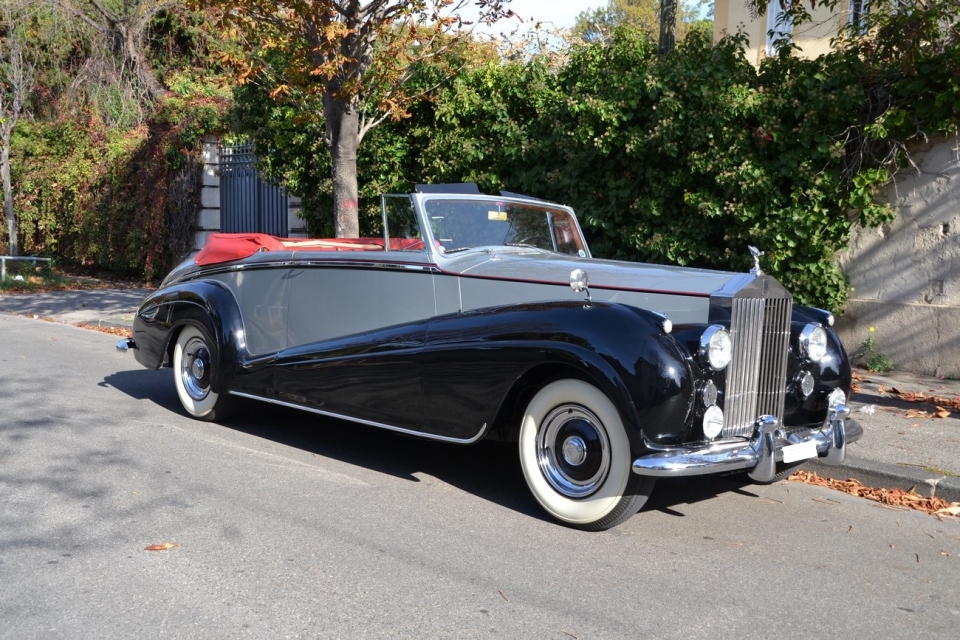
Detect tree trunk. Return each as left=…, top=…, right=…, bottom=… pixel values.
left=659, top=0, right=678, bottom=55
left=323, top=92, right=361, bottom=238
left=122, top=23, right=167, bottom=101
left=1, top=141, right=17, bottom=256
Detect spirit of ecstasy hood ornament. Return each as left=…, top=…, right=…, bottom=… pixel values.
left=748, top=245, right=764, bottom=275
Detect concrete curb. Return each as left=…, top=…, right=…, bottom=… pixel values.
left=808, top=457, right=960, bottom=504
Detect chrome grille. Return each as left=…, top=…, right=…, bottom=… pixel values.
left=722, top=293, right=792, bottom=438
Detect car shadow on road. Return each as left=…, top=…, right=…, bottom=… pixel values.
left=103, top=368, right=762, bottom=527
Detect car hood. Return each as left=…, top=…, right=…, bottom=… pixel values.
left=438, top=249, right=741, bottom=298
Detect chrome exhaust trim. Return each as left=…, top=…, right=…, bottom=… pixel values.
left=116, top=338, right=138, bottom=352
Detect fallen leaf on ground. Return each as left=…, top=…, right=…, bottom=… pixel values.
left=77, top=323, right=131, bottom=337
left=144, top=542, right=177, bottom=551
left=851, top=382, right=861, bottom=393
left=884, top=388, right=960, bottom=414
left=789, top=470, right=960, bottom=518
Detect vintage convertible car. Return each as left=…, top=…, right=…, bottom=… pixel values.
left=117, top=184, right=862, bottom=530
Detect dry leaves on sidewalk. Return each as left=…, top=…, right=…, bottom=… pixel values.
left=877, top=384, right=960, bottom=417
left=77, top=323, right=130, bottom=337
left=789, top=470, right=960, bottom=518
left=144, top=542, right=178, bottom=551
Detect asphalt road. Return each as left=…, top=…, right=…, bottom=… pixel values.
left=2, top=314, right=959, bottom=639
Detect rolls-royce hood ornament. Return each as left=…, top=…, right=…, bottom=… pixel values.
left=748, top=245, right=764, bottom=275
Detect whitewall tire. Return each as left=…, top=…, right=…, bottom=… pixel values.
left=519, top=379, right=654, bottom=530
left=172, top=324, right=235, bottom=421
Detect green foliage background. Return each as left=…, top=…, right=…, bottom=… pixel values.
left=7, top=1, right=960, bottom=307
left=234, top=0, right=960, bottom=311
left=7, top=6, right=231, bottom=280
left=12, top=82, right=229, bottom=280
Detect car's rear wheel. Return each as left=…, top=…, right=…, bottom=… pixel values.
left=519, top=379, right=655, bottom=531
left=173, top=324, right=235, bottom=421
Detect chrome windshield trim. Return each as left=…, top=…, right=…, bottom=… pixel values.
left=228, top=391, right=487, bottom=444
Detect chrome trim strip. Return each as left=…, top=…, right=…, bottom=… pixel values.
left=228, top=391, right=487, bottom=444
left=168, top=260, right=439, bottom=286
left=632, top=405, right=854, bottom=480
left=439, top=268, right=714, bottom=298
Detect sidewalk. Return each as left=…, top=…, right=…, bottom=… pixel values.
left=2, top=287, right=958, bottom=502
left=0, top=288, right=151, bottom=329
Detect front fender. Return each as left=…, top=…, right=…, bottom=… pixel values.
left=421, top=301, right=694, bottom=448
left=131, top=280, right=244, bottom=394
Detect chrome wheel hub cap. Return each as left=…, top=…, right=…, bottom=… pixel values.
left=561, top=436, right=588, bottom=466
left=537, top=405, right=611, bottom=499
left=180, top=336, right=212, bottom=402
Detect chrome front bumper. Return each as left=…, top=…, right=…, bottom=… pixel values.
left=632, top=405, right=862, bottom=483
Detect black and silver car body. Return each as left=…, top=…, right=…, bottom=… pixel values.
left=118, top=184, right=861, bottom=530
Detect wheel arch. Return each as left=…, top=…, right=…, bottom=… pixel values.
left=490, top=356, right=642, bottom=448
left=138, top=280, right=244, bottom=395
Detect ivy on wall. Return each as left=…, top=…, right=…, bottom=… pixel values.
left=12, top=84, right=229, bottom=280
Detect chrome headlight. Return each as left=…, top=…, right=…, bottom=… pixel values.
left=799, top=323, right=828, bottom=363
left=699, top=325, right=732, bottom=370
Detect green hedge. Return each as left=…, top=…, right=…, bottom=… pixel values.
left=12, top=92, right=229, bottom=281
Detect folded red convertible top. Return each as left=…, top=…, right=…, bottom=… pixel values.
left=195, top=233, right=424, bottom=266
left=194, top=233, right=286, bottom=266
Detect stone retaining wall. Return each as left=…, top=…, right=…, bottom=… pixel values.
left=836, top=138, right=960, bottom=377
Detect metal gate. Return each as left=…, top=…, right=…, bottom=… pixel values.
left=219, top=142, right=289, bottom=236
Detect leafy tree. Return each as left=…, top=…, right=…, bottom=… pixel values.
left=58, top=1, right=179, bottom=125
left=1, top=0, right=43, bottom=256
left=573, top=1, right=706, bottom=45
left=659, top=0, right=677, bottom=53
left=200, top=0, right=513, bottom=238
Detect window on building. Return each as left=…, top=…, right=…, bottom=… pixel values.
left=765, top=0, right=794, bottom=56
left=848, top=0, right=871, bottom=34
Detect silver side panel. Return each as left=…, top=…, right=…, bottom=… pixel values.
left=459, top=276, right=710, bottom=325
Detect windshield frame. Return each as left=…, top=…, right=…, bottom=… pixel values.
left=412, top=194, right=592, bottom=260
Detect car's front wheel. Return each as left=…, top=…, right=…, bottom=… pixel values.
left=172, top=324, right=235, bottom=421
left=519, top=379, right=655, bottom=531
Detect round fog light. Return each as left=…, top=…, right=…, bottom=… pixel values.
left=703, top=405, right=724, bottom=440
left=828, top=388, right=846, bottom=410
left=701, top=380, right=718, bottom=407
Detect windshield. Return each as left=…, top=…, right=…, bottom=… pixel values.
left=423, top=199, right=588, bottom=256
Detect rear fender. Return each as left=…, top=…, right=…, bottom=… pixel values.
left=133, top=281, right=244, bottom=394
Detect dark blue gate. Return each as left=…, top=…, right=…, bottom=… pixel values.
left=219, top=142, right=289, bottom=236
